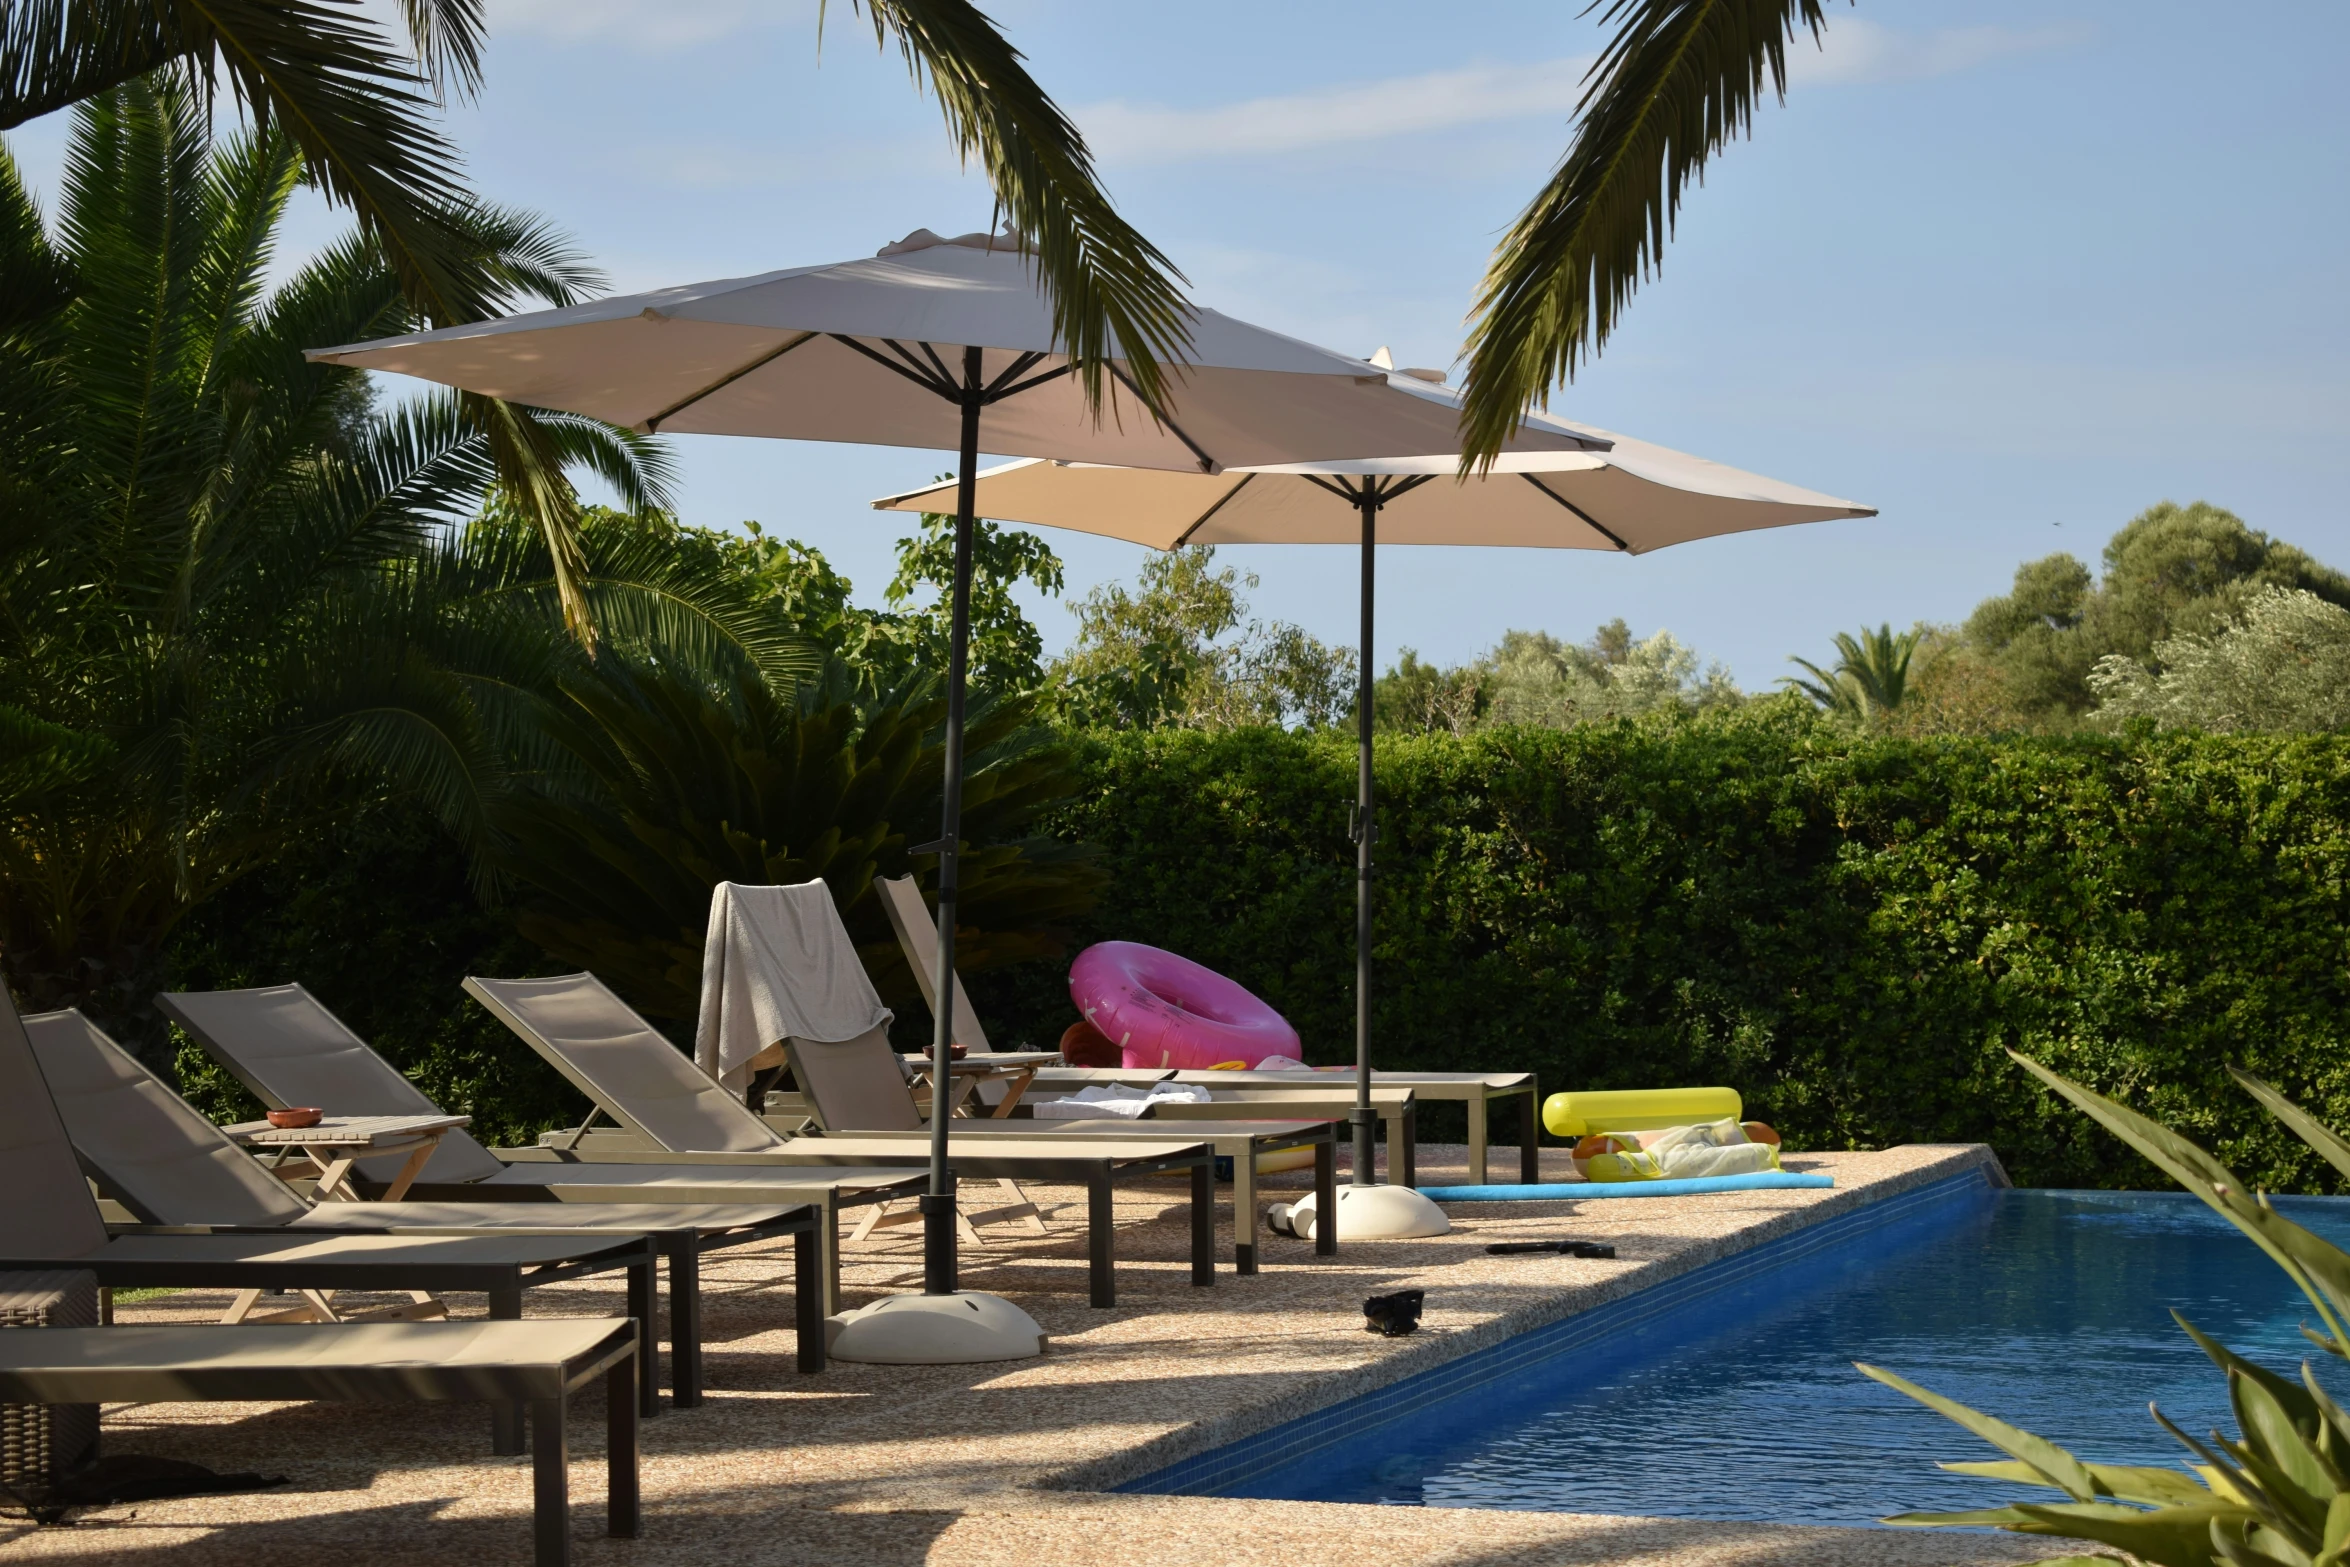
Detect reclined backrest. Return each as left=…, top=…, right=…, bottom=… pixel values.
left=0, top=986, right=115, bottom=1259
left=25, top=1009, right=309, bottom=1227
left=784, top=1027, right=922, bottom=1133
left=874, top=875, right=994, bottom=1054
left=465, top=973, right=783, bottom=1154
left=158, top=985, right=506, bottom=1185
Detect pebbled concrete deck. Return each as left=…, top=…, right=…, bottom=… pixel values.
left=2, top=1143, right=2068, bottom=1566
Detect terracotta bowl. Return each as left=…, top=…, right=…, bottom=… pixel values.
left=266, top=1107, right=323, bottom=1130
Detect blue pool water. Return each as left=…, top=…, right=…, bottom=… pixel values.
left=1190, top=1182, right=2350, bottom=1525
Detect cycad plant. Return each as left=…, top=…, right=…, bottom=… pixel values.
left=0, top=78, right=664, bottom=1055
left=494, top=656, right=1102, bottom=1027
left=1870, top=1054, right=2350, bottom=1567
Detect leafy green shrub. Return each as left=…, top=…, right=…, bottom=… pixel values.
left=166, top=802, right=584, bottom=1145
left=976, top=703, right=2350, bottom=1190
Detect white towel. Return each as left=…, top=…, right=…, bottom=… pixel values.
left=1032, top=1083, right=1213, bottom=1120
left=695, top=880, right=894, bottom=1095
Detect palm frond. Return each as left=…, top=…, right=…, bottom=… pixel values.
left=845, top=0, right=1194, bottom=413
left=1459, top=0, right=1837, bottom=464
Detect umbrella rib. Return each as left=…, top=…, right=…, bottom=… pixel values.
left=908, top=339, right=960, bottom=388
left=1300, top=473, right=1357, bottom=503
left=1106, top=364, right=1218, bottom=473
left=988, top=364, right=1072, bottom=403
left=1519, top=474, right=1632, bottom=552
left=829, top=335, right=959, bottom=400
left=1381, top=473, right=1439, bottom=502
left=637, top=330, right=817, bottom=433
left=982, top=351, right=1048, bottom=397
left=1169, top=473, right=1257, bottom=547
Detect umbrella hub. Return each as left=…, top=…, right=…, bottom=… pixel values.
left=878, top=228, right=1026, bottom=258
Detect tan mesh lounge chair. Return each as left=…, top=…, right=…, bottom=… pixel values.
left=463, top=972, right=1229, bottom=1305
left=27, top=1007, right=834, bottom=1393
left=0, top=1309, right=637, bottom=1566
left=158, top=984, right=930, bottom=1316
left=468, top=970, right=1338, bottom=1279
left=0, top=984, right=654, bottom=1456
left=876, top=875, right=1540, bottom=1183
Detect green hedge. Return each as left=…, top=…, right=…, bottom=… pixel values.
left=969, top=706, right=2350, bottom=1191
left=152, top=708, right=2350, bottom=1190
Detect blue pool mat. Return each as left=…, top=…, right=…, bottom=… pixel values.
left=1420, top=1172, right=1835, bottom=1201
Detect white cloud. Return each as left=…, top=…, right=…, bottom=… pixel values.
left=489, top=0, right=807, bottom=49
left=1077, top=19, right=2088, bottom=167
left=1791, top=18, right=2093, bottom=87
left=1078, top=57, right=1596, bottom=166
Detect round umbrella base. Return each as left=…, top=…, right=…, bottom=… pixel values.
left=1275, top=1183, right=1451, bottom=1242
left=825, top=1291, right=1045, bottom=1364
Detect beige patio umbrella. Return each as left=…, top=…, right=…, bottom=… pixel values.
left=873, top=371, right=1874, bottom=1238
left=311, top=236, right=1602, bottom=1346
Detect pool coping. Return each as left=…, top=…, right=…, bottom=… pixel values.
left=1046, top=1142, right=2010, bottom=1494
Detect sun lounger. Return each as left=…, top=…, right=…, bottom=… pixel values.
left=0, top=984, right=653, bottom=1456
left=0, top=1309, right=637, bottom=1566
left=157, top=984, right=930, bottom=1315
left=876, top=876, right=1536, bottom=1183
left=26, top=1006, right=833, bottom=1392
left=463, top=972, right=1230, bottom=1303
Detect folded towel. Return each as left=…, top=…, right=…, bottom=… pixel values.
left=1032, top=1082, right=1213, bottom=1120
left=694, top=880, right=893, bottom=1095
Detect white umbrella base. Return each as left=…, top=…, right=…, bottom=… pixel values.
left=1273, top=1183, right=1451, bottom=1242
left=825, top=1291, right=1045, bottom=1363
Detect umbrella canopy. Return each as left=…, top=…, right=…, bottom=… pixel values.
left=308, top=231, right=1609, bottom=1301
left=874, top=413, right=1874, bottom=1213
left=309, top=230, right=1604, bottom=472
left=868, top=434, right=1872, bottom=549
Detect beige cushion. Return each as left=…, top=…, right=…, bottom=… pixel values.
left=465, top=974, right=780, bottom=1153
left=158, top=986, right=508, bottom=1185
left=25, top=1009, right=309, bottom=1227
left=0, top=1319, right=632, bottom=1404
left=0, top=989, right=111, bottom=1259
left=784, top=1027, right=922, bottom=1133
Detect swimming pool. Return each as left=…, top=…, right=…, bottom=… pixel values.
left=1124, top=1174, right=2350, bottom=1526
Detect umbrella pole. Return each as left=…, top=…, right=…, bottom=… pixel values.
left=921, top=345, right=985, bottom=1296
left=1352, top=487, right=1378, bottom=1189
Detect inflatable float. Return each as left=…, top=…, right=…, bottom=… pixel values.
left=1542, top=1087, right=1742, bottom=1138
left=1069, top=941, right=1300, bottom=1071
left=1420, top=1172, right=1833, bottom=1201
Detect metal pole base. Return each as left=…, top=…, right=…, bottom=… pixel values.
left=826, top=1291, right=1046, bottom=1364
left=921, top=1188, right=957, bottom=1296
left=1349, top=1107, right=1379, bottom=1189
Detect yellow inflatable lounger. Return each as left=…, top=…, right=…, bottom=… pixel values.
left=1543, top=1087, right=1740, bottom=1139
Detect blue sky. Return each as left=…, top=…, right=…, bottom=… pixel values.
left=11, top=0, right=2346, bottom=687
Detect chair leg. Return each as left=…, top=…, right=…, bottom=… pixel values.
left=1004, top=1176, right=1048, bottom=1234
left=1190, top=1161, right=1214, bottom=1287
left=491, top=1281, right=526, bottom=1455
left=607, top=1348, right=640, bottom=1540
left=1520, top=1088, right=1542, bottom=1185
left=1400, top=1106, right=1417, bottom=1189
left=1467, top=1092, right=1490, bottom=1187
left=626, top=1260, right=660, bottom=1420
left=660, top=1238, right=697, bottom=1408
left=794, top=1226, right=825, bottom=1374
left=847, top=1200, right=889, bottom=1245
left=531, top=1394, right=570, bottom=1567
left=1234, top=1150, right=1258, bottom=1276
left=1088, top=1169, right=1114, bottom=1308
left=1314, top=1142, right=1338, bottom=1257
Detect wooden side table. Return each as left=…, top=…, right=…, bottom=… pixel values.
left=224, top=1113, right=471, bottom=1202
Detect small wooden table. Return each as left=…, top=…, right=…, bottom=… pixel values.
left=224, top=1113, right=471, bottom=1202
left=897, top=1051, right=1061, bottom=1119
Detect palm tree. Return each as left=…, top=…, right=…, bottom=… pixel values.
left=1783, top=622, right=1921, bottom=721
left=0, top=78, right=686, bottom=1055
left=1460, top=1, right=1837, bottom=461
left=0, top=0, right=1195, bottom=638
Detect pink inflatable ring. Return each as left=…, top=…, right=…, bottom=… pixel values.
left=1069, top=941, right=1301, bottom=1071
